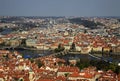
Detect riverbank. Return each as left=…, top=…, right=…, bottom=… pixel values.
left=0, top=45, right=54, bottom=51
left=0, top=45, right=120, bottom=63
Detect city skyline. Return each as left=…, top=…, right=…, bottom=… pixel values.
left=0, top=0, right=120, bottom=16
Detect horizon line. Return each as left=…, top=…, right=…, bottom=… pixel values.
left=0, top=15, right=120, bottom=17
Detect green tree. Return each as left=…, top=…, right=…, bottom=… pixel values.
left=84, top=29, right=87, bottom=33
left=108, top=63, right=116, bottom=72
left=64, top=73, right=69, bottom=77
left=115, top=66, right=120, bottom=74
left=29, top=58, right=34, bottom=63
left=35, top=60, right=43, bottom=68
left=76, top=61, right=90, bottom=69
left=19, top=78, right=24, bottom=81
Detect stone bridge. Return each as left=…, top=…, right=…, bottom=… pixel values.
left=38, top=50, right=70, bottom=59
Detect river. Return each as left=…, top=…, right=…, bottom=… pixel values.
left=7, top=49, right=120, bottom=63
left=9, top=49, right=53, bottom=58
left=1, top=28, right=13, bottom=35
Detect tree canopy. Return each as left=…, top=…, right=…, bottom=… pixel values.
left=69, top=18, right=104, bottom=29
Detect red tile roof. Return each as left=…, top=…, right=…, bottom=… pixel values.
left=58, top=66, right=79, bottom=72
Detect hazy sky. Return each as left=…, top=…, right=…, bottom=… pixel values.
left=0, top=0, right=120, bottom=16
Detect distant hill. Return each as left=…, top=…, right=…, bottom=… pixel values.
left=69, top=18, right=104, bottom=29
left=0, top=17, right=25, bottom=23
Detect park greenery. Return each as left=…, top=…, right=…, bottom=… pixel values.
left=35, top=59, right=43, bottom=68
left=76, top=59, right=120, bottom=74
left=69, top=18, right=104, bottom=29
left=54, top=42, right=120, bottom=74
